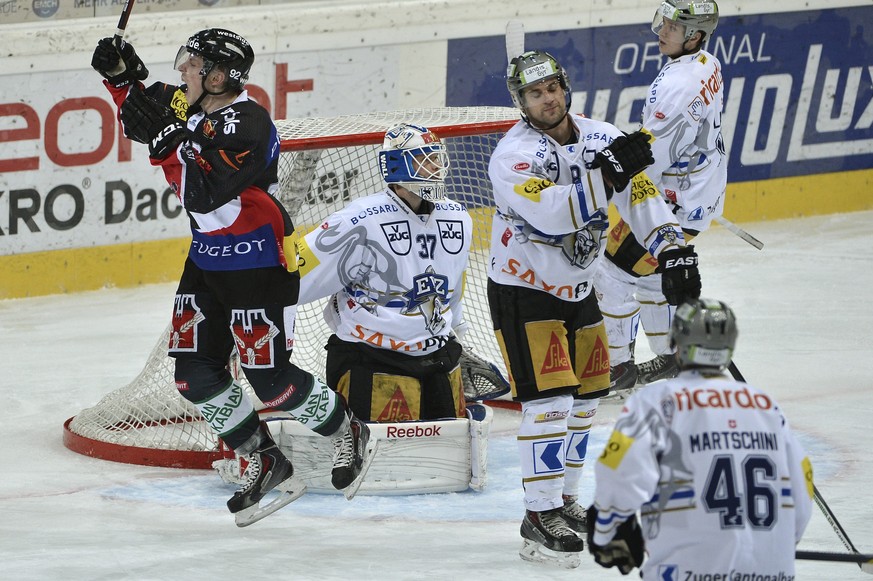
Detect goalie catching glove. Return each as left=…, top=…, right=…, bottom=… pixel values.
left=91, top=38, right=149, bottom=88
left=120, top=87, right=187, bottom=159
left=658, top=245, right=702, bottom=306
left=593, top=130, right=654, bottom=193
left=586, top=506, right=645, bottom=575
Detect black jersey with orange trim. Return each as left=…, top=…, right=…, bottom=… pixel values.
left=105, top=80, right=292, bottom=272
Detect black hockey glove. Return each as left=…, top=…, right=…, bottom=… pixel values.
left=91, top=37, right=149, bottom=88
left=593, top=130, right=654, bottom=193
left=586, top=505, right=645, bottom=575
left=658, top=245, right=701, bottom=305
left=120, top=87, right=187, bottom=159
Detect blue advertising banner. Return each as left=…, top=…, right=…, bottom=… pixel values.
left=447, top=6, right=873, bottom=183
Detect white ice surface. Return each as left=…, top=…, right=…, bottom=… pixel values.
left=3, top=211, right=872, bottom=580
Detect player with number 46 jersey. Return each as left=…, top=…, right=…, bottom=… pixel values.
left=588, top=299, right=813, bottom=578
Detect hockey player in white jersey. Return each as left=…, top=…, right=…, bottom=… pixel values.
left=597, top=0, right=726, bottom=392
left=487, top=50, right=700, bottom=567
left=296, top=123, right=472, bottom=423
left=587, top=298, right=814, bottom=578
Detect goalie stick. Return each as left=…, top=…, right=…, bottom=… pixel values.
left=728, top=361, right=867, bottom=570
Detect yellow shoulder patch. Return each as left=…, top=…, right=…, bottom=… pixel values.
left=513, top=178, right=554, bottom=203
left=171, top=89, right=188, bottom=120
left=598, top=429, right=635, bottom=470
left=630, top=172, right=660, bottom=206
left=295, top=235, right=320, bottom=277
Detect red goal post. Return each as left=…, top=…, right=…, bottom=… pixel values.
left=63, top=107, right=520, bottom=469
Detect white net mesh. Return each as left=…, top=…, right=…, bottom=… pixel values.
left=64, top=107, right=520, bottom=467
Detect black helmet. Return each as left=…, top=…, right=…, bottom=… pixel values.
left=175, top=28, right=254, bottom=92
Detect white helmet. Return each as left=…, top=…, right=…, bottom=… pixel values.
left=379, top=123, right=449, bottom=201
left=652, top=0, right=719, bottom=42
left=670, top=298, right=737, bottom=370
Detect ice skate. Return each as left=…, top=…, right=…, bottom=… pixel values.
left=331, top=414, right=378, bottom=500
left=609, top=360, right=638, bottom=392
left=560, top=495, right=588, bottom=535
left=227, top=424, right=306, bottom=527
left=519, top=508, right=584, bottom=569
left=636, top=354, right=679, bottom=384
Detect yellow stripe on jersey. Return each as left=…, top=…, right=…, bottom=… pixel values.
left=599, top=429, right=635, bottom=470
left=513, top=177, right=554, bottom=203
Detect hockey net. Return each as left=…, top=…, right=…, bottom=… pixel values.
left=63, top=107, right=519, bottom=469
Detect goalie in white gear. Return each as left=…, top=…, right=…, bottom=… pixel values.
left=487, top=49, right=697, bottom=567
left=587, top=298, right=813, bottom=578
left=296, top=123, right=475, bottom=422
left=596, top=0, right=725, bottom=393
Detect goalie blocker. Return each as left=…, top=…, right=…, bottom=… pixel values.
left=214, top=403, right=494, bottom=495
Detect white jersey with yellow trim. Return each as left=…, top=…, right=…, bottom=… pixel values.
left=645, top=49, right=727, bottom=231
left=592, top=370, right=814, bottom=579
left=296, top=188, right=471, bottom=356
left=487, top=116, right=685, bottom=302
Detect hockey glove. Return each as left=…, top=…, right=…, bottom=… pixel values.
left=91, top=37, right=149, bottom=88
left=586, top=506, right=645, bottom=575
left=593, top=130, right=654, bottom=193
left=658, top=245, right=701, bottom=305
left=120, top=87, right=187, bottom=159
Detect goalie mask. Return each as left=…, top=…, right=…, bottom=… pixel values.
left=506, top=50, right=572, bottom=121
left=175, top=28, right=254, bottom=93
left=670, top=298, right=737, bottom=370
left=652, top=0, right=719, bottom=42
left=379, top=123, right=449, bottom=201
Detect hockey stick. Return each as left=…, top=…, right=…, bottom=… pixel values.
left=113, top=0, right=137, bottom=44
left=505, top=20, right=525, bottom=61
left=796, top=550, right=873, bottom=572
left=813, top=482, right=865, bottom=570
left=728, top=361, right=865, bottom=569
left=714, top=216, right=764, bottom=250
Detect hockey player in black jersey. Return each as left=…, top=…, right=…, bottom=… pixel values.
left=92, top=28, right=374, bottom=525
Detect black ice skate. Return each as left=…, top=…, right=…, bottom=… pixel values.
left=227, top=423, right=306, bottom=527
left=609, top=360, right=638, bottom=392
left=636, top=354, right=679, bottom=385
left=519, top=508, right=584, bottom=569
left=560, top=495, right=588, bottom=535
left=331, top=414, right=378, bottom=500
